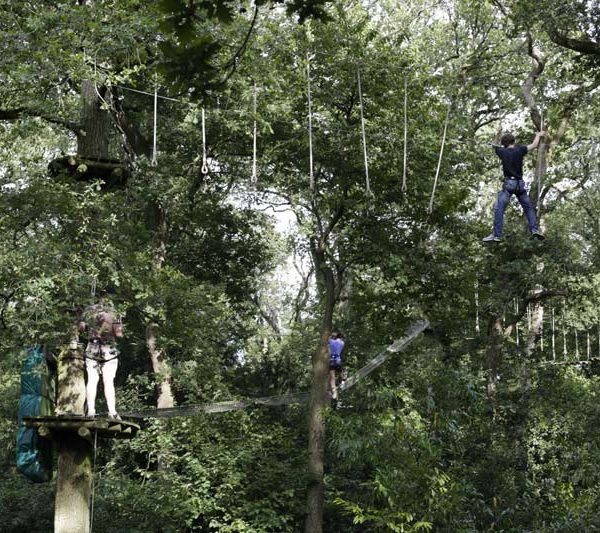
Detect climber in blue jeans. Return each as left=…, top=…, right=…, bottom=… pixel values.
left=483, top=130, right=546, bottom=243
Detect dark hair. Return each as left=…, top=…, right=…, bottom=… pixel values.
left=500, top=133, right=515, bottom=147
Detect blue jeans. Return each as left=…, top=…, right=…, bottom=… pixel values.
left=493, top=178, right=539, bottom=237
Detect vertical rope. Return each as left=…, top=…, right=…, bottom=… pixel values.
left=562, top=300, right=567, bottom=359
left=91, top=277, right=97, bottom=298
left=356, top=63, right=371, bottom=196
left=575, top=329, right=579, bottom=358
left=428, top=102, right=451, bottom=214
left=251, top=83, right=258, bottom=184
left=402, top=76, right=408, bottom=193
left=551, top=307, right=555, bottom=360
left=474, top=280, right=480, bottom=335
left=201, top=107, right=209, bottom=175
left=151, top=76, right=158, bottom=167
left=515, top=299, right=519, bottom=346
left=540, top=315, right=544, bottom=354
left=306, top=52, right=314, bottom=193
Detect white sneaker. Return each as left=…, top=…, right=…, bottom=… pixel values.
left=482, top=234, right=502, bottom=243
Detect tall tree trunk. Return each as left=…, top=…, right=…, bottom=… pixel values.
left=53, top=76, right=114, bottom=531
left=55, top=330, right=91, bottom=533
left=305, top=245, right=336, bottom=533
left=146, top=321, right=174, bottom=409
left=146, top=203, right=175, bottom=411
left=78, top=80, right=111, bottom=159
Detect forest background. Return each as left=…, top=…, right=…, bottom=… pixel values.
left=2, top=0, right=600, bottom=531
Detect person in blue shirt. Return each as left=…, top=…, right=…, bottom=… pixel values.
left=483, top=130, right=546, bottom=242
left=328, top=331, right=345, bottom=401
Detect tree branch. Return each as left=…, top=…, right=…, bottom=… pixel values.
left=548, top=29, right=600, bottom=56
left=0, top=107, right=79, bottom=132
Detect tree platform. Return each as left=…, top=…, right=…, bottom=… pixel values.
left=48, top=155, right=129, bottom=187
left=23, top=415, right=140, bottom=441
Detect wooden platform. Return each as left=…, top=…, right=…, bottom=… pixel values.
left=23, top=415, right=140, bottom=441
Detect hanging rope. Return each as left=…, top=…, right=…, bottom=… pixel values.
left=427, top=102, right=451, bottom=214
left=201, top=107, right=209, bottom=175
left=474, top=280, right=480, bottom=335
left=90, top=277, right=97, bottom=298
left=562, top=300, right=567, bottom=359
left=551, top=307, right=556, bottom=360
left=402, top=76, right=408, bottom=193
left=356, top=62, right=372, bottom=196
left=151, top=77, right=158, bottom=167
left=515, top=299, right=520, bottom=346
left=306, top=52, right=315, bottom=192
left=251, top=83, right=258, bottom=184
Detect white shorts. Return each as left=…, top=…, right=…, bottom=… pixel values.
left=85, top=344, right=119, bottom=376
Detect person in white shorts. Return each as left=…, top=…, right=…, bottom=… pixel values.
left=78, top=290, right=124, bottom=419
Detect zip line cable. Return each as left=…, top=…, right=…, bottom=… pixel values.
left=356, top=63, right=372, bottom=196
left=121, top=320, right=428, bottom=419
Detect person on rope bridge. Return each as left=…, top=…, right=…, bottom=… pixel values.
left=78, top=288, right=124, bottom=419
left=328, top=331, right=346, bottom=401
left=483, top=129, right=546, bottom=243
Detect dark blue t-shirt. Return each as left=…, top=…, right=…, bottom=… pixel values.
left=494, top=145, right=528, bottom=178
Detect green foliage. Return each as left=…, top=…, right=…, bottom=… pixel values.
left=2, top=0, right=600, bottom=531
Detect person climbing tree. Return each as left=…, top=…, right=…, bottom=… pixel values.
left=328, top=331, right=346, bottom=401
left=483, top=129, right=546, bottom=243
left=78, top=288, right=124, bottom=419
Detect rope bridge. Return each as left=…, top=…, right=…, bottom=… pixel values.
left=122, top=320, right=429, bottom=419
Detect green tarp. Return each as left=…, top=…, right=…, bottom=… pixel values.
left=16, top=346, right=55, bottom=483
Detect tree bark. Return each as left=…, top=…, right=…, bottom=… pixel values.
left=77, top=80, right=111, bottom=159
left=305, top=243, right=336, bottom=533
left=54, top=433, right=92, bottom=533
